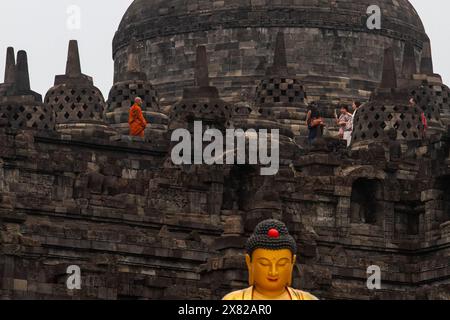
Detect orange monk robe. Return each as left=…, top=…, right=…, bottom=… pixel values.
left=129, top=103, right=148, bottom=137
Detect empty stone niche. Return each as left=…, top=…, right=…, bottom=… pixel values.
left=394, top=201, right=423, bottom=239
left=350, top=179, right=384, bottom=226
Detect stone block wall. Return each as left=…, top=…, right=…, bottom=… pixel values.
left=1, top=127, right=450, bottom=299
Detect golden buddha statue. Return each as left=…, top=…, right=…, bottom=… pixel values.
left=223, top=219, right=318, bottom=300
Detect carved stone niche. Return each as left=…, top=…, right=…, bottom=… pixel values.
left=394, top=201, right=422, bottom=239
left=350, top=178, right=383, bottom=226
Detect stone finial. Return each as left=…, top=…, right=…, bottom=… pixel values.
left=181, top=45, right=219, bottom=99
left=266, top=32, right=289, bottom=76
left=4, top=47, right=16, bottom=84
left=15, top=50, right=31, bottom=92
left=379, top=47, right=397, bottom=89
left=54, top=40, right=93, bottom=86
left=65, top=40, right=82, bottom=77
left=273, top=32, right=287, bottom=69
left=420, top=40, right=434, bottom=75
left=195, top=46, right=210, bottom=87
left=126, top=38, right=140, bottom=73
left=118, top=38, right=147, bottom=82
left=401, top=42, right=417, bottom=78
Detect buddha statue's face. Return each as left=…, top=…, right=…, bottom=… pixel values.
left=246, top=249, right=296, bottom=295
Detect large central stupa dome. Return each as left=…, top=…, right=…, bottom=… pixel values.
left=113, top=0, right=428, bottom=107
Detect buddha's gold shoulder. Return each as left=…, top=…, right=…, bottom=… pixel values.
left=222, top=289, right=248, bottom=300
left=222, top=288, right=319, bottom=300
left=291, top=289, right=319, bottom=300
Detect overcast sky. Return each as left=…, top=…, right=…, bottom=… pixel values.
left=0, top=0, right=449, bottom=98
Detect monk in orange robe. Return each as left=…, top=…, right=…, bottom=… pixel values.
left=129, top=97, right=148, bottom=137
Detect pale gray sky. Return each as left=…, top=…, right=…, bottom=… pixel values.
left=0, top=0, right=449, bottom=98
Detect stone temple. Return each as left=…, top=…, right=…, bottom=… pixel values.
left=1, top=0, right=450, bottom=299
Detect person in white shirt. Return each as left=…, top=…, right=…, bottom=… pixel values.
left=335, top=104, right=353, bottom=147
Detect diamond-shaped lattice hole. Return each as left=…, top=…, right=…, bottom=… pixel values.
left=76, top=96, right=82, bottom=103
left=59, top=104, right=64, bottom=111
left=402, top=131, right=408, bottom=138
left=13, top=113, right=19, bottom=120
left=82, top=104, right=88, bottom=111
left=71, top=104, right=76, bottom=110
left=39, top=114, right=45, bottom=121
left=368, top=122, right=373, bottom=129
left=406, top=122, right=412, bottom=129
left=65, top=96, right=70, bottom=102
left=64, top=112, right=70, bottom=119
left=374, top=114, right=380, bottom=120
left=400, top=113, right=405, bottom=120
left=77, top=111, right=83, bottom=119
left=26, top=113, right=32, bottom=120
left=381, top=122, right=386, bottom=129
left=373, top=131, right=379, bottom=138
left=19, top=106, right=25, bottom=112
left=71, top=89, right=76, bottom=95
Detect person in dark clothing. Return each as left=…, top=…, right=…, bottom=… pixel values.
left=306, top=102, right=324, bottom=145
